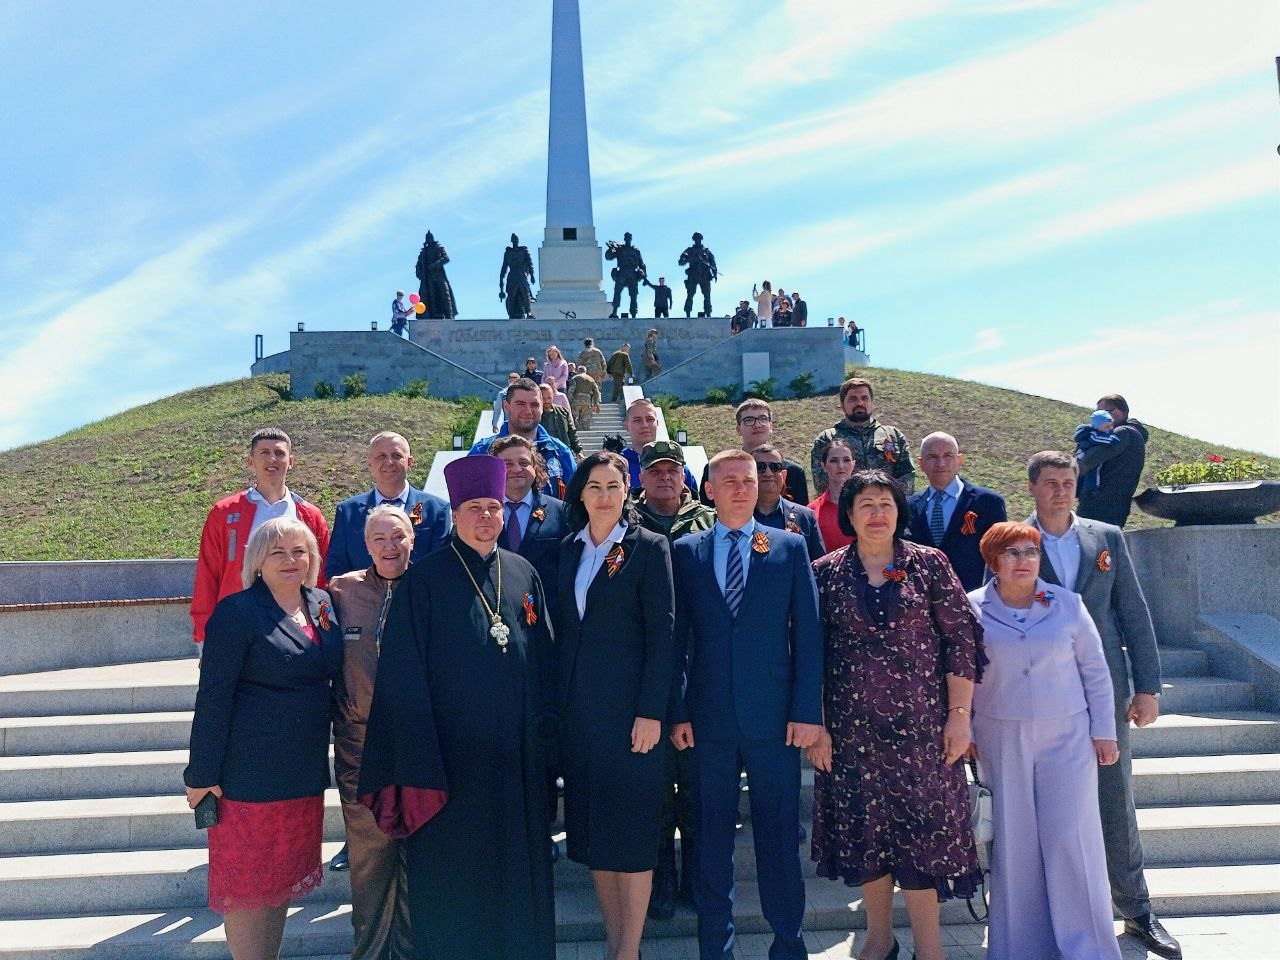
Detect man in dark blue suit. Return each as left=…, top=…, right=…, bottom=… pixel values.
left=751, top=444, right=826, bottom=561
left=906, top=431, right=1007, bottom=591
left=491, top=435, right=570, bottom=619
left=670, top=449, right=823, bottom=960
left=327, top=432, right=452, bottom=579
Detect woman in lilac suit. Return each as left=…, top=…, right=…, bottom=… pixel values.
left=968, top=521, right=1120, bottom=960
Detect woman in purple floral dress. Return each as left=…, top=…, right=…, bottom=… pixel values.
left=808, top=470, right=985, bottom=960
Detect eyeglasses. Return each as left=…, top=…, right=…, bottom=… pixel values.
left=999, top=547, right=1042, bottom=561
left=739, top=415, right=772, bottom=427
left=754, top=461, right=787, bottom=474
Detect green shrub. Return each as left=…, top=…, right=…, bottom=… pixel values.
left=1154, top=455, right=1269, bottom=486
left=744, top=377, right=777, bottom=402
left=788, top=371, right=815, bottom=399
left=313, top=380, right=335, bottom=399
left=451, top=395, right=488, bottom=442
left=650, top=393, right=681, bottom=412
left=398, top=379, right=430, bottom=399
left=263, top=381, right=293, bottom=401
left=705, top=386, right=733, bottom=405
left=341, top=372, right=367, bottom=399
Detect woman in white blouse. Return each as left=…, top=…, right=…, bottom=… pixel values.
left=554, top=451, right=675, bottom=960
left=967, top=521, right=1121, bottom=960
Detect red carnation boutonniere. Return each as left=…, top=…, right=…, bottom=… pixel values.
left=531, top=506, right=546, bottom=523
left=1097, top=550, right=1112, bottom=573
left=880, top=437, right=898, bottom=464
left=409, top=502, right=423, bottom=526
left=882, top=564, right=907, bottom=583
left=605, top=544, right=625, bottom=578
left=960, top=510, right=978, bottom=536
left=523, top=592, right=538, bottom=626
left=317, top=600, right=333, bottom=631
left=751, top=530, right=771, bottom=554
left=1034, top=590, right=1054, bottom=607
left=784, top=512, right=801, bottom=534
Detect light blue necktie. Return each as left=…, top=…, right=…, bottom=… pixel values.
left=724, top=529, right=745, bottom=617
left=929, top=490, right=946, bottom=544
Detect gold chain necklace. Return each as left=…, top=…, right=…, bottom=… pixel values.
left=451, top=542, right=510, bottom=652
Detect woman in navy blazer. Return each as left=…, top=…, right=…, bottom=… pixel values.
left=185, top=517, right=344, bottom=960
left=555, top=451, right=675, bottom=960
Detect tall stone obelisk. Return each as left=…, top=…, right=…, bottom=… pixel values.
left=535, top=0, right=609, bottom=320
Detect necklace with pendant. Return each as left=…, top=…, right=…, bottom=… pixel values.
left=451, top=543, right=510, bottom=653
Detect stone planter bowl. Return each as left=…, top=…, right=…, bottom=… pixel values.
left=1133, top=479, right=1280, bottom=526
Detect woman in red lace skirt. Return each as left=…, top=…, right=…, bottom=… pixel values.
left=185, top=517, right=343, bottom=958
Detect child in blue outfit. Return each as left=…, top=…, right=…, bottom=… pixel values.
left=1074, top=410, right=1119, bottom=494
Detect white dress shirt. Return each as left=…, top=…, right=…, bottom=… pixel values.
left=573, top=520, right=627, bottom=618
left=1038, top=514, right=1082, bottom=591
left=375, top=485, right=412, bottom=508
left=926, top=475, right=965, bottom=534
left=246, top=486, right=297, bottom=539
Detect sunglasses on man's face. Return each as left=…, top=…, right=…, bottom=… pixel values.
left=754, top=461, right=787, bottom=474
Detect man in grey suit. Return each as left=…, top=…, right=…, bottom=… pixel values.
left=1025, top=450, right=1180, bottom=960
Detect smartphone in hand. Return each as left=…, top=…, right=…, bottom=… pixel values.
left=194, top=791, right=219, bottom=830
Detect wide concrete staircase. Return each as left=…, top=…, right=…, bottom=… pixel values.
left=574, top=396, right=625, bottom=452
left=1, top=602, right=1277, bottom=958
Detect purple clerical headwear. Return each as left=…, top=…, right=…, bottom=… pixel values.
left=444, top=455, right=507, bottom=509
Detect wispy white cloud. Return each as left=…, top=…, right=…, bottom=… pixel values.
left=926, top=327, right=1007, bottom=365
left=960, top=301, right=1280, bottom=455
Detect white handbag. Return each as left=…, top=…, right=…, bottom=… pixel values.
left=966, top=758, right=993, bottom=922
left=967, top=758, right=993, bottom=849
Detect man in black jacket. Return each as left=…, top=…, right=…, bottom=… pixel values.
left=1077, top=393, right=1149, bottom=528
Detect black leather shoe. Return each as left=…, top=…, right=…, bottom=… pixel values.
left=328, top=843, right=349, bottom=872
left=1123, top=914, right=1182, bottom=959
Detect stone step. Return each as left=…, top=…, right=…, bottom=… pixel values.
left=0, top=660, right=196, bottom=718
left=1157, top=646, right=1209, bottom=676
left=1134, top=803, right=1280, bottom=864
left=0, top=791, right=346, bottom=857
left=0, top=712, right=193, bottom=757
left=0, top=863, right=1276, bottom=958
left=1132, top=753, right=1280, bottom=806
left=0, top=603, right=193, bottom=677
left=1158, top=676, right=1257, bottom=713
left=1130, top=712, right=1280, bottom=758
left=0, top=750, right=191, bottom=802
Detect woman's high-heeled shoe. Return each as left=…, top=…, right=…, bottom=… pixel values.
left=856, top=937, right=899, bottom=960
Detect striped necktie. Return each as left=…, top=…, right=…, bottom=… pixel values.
left=929, top=490, right=946, bottom=544
left=724, top=529, right=745, bottom=617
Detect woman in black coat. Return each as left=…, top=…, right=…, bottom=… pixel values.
left=556, top=451, right=675, bottom=960
left=184, top=517, right=343, bottom=960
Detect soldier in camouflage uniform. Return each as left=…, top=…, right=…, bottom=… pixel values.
left=641, top=328, right=662, bottom=382
left=809, top=377, right=916, bottom=494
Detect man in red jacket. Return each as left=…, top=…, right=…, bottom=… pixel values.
left=190, top=428, right=330, bottom=645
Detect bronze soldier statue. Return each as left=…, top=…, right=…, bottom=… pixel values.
left=414, top=230, right=457, bottom=319
left=678, top=231, right=718, bottom=318
left=605, top=231, right=647, bottom=319
left=499, top=233, right=536, bottom=319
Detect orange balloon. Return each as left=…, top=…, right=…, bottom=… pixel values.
left=414, top=301, right=426, bottom=315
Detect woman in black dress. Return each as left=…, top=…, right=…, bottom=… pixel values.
left=556, top=451, right=675, bottom=960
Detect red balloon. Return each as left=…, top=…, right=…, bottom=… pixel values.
left=408, top=293, right=420, bottom=305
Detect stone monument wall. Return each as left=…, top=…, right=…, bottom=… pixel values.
left=278, top=318, right=845, bottom=402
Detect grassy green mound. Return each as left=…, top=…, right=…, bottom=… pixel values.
left=669, top=366, right=1278, bottom=530
left=0, top=375, right=477, bottom=560
left=0, top=368, right=1273, bottom=560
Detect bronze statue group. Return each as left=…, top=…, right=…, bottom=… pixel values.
left=407, top=228, right=719, bottom=321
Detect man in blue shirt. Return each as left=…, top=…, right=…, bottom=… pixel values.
left=906, top=431, right=1006, bottom=590
left=619, top=398, right=696, bottom=493
left=471, top=378, right=575, bottom=498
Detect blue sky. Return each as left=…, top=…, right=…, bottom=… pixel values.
left=2, top=0, right=1277, bottom=454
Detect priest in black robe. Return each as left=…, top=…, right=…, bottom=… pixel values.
left=358, top=454, right=557, bottom=959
